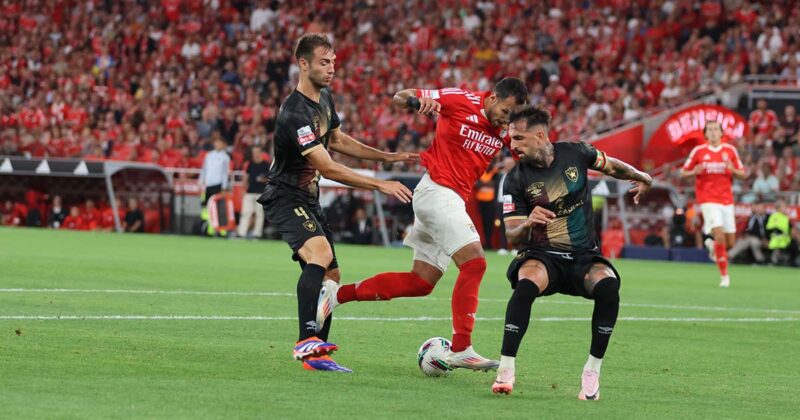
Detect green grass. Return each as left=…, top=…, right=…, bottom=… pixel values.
left=0, top=227, right=798, bottom=419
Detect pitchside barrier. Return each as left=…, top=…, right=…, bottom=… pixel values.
left=0, top=156, right=172, bottom=232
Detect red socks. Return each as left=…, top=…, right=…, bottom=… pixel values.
left=714, top=241, right=728, bottom=276
left=450, top=257, right=487, bottom=352
left=335, top=257, right=488, bottom=353
left=336, top=272, right=434, bottom=304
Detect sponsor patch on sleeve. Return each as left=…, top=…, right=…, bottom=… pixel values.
left=502, top=194, right=515, bottom=214
left=296, top=125, right=316, bottom=146
left=419, top=89, right=440, bottom=99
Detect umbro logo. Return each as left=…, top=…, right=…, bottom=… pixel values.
left=467, top=114, right=480, bottom=123
left=598, top=326, right=613, bottom=335
left=703, top=155, right=711, bottom=160
left=505, top=324, right=519, bottom=333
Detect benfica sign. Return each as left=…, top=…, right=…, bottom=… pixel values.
left=643, top=105, right=748, bottom=168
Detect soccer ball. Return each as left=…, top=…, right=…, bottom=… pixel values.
left=417, top=337, right=453, bottom=377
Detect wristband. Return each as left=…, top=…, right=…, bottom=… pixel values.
left=406, top=96, right=421, bottom=110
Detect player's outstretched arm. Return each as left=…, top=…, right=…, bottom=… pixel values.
left=305, top=147, right=413, bottom=203
left=392, top=89, right=440, bottom=115
left=600, top=156, right=653, bottom=204
left=328, top=129, right=420, bottom=164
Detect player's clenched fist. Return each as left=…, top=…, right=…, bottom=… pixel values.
left=378, top=180, right=413, bottom=203
left=417, top=97, right=441, bottom=116
left=522, top=206, right=556, bottom=227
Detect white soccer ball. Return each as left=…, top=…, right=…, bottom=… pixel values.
left=417, top=337, right=453, bottom=377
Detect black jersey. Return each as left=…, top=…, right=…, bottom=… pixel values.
left=265, top=88, right=341, bottom=204
left=501, top=142, right=609, bottom=252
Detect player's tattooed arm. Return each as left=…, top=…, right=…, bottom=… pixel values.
left=602, top=157, right=653, bottom=204
left=393, top=89, right=440, bottom=115
left=329, top=129, right=420, bottom=164
left=504, top=207, right=556, bottom=247
left=504, top=219, right=532, bottom=247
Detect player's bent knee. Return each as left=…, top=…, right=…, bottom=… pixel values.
left=452, top=242, right=485, bottom=266
left=299, top=237, right=333, bottom=267
left=410, top=272, right=435, bottom=296
left=460, top=256, right=487, bottom=274
left=591, top=277, right=620, bottom=303
left=325, top=268, right=341, bottom=283
left=412, top=260, right=443, bottom=285
left=518, top=260, right=549, bottom=292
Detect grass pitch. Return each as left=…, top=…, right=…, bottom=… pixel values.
left=1, top=227, right=798, bottom=419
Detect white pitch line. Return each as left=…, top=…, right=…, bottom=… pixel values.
left=2, top=288, right=799, bottom=315
left=1, top=315, right=799, bottom=322
left=0, top=288, right=294, bottom=297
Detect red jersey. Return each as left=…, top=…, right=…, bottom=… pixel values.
left=682, top=143, right=743, bottom=205
left=748, top=109, right=778, bottom=135
left=415, top=88, right=509, bottom=202
left=61, top=215, right=85, bottom=230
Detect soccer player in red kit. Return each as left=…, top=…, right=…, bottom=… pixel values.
left=318, top=78, right=529, bottom=370
left=680, top=121, right=747, bottom=287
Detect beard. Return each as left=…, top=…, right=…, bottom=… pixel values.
left=521, top=144, right=554, bottom=168
left=309, top=70, right=331, bottom=90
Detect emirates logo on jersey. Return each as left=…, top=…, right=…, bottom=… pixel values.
left=459, top=124, right=502, bottom=156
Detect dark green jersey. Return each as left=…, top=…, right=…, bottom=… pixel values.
left=266, top=88, right=341, bottom=204
left=501, top=142, right=609, bottom=252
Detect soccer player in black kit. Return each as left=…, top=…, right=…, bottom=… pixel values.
left=258, top=34, right=417, bottom=373
left=491, top=106, right=652, bottom=399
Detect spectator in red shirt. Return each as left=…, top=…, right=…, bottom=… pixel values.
left=61, top=206, right=85, bottom=230
left=1, top=200, right=25, bottom=226
left=100, top=198, right=125, bottom=231
left=81, top=199, right=102, bottom=230
left=749, top=99, right=779, bottom=137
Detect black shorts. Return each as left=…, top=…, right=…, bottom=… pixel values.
left=506, top=248, right=620, bottom=299
left=260, top=190, right=339, bottom=270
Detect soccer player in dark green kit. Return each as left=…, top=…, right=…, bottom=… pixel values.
left=491, top=106, right=652, bottom=399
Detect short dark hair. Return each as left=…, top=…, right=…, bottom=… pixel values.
left=493, top=77, right=529, bottom=105
left=294, top=34, right=332, bottom=62
left=508, top=105, right=551, bottom=130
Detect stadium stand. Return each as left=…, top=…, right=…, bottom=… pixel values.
left=0, top=0, right=799, bottom=253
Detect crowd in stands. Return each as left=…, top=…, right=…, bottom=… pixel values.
left=1, top=0, right=800, bottom=174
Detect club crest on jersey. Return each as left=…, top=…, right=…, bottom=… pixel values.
left=303, top=220, right=317, bottom=232
left=297, top=125, right=316, bottom=146
left=565, top=167, right=578, bottom=182
left=526, top=182, right=544, bottom=198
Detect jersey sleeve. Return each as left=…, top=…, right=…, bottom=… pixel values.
left=501, top=168, right=529, bottom=221
left=576, top=141, right=610, bottom=172
left=415, top=88, right=463, bottom=117
left=278, top=111, right=323, bottom=157
left=727, top=145, right=744, bottom=170
left=682, top=146, right=701, bottom=171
